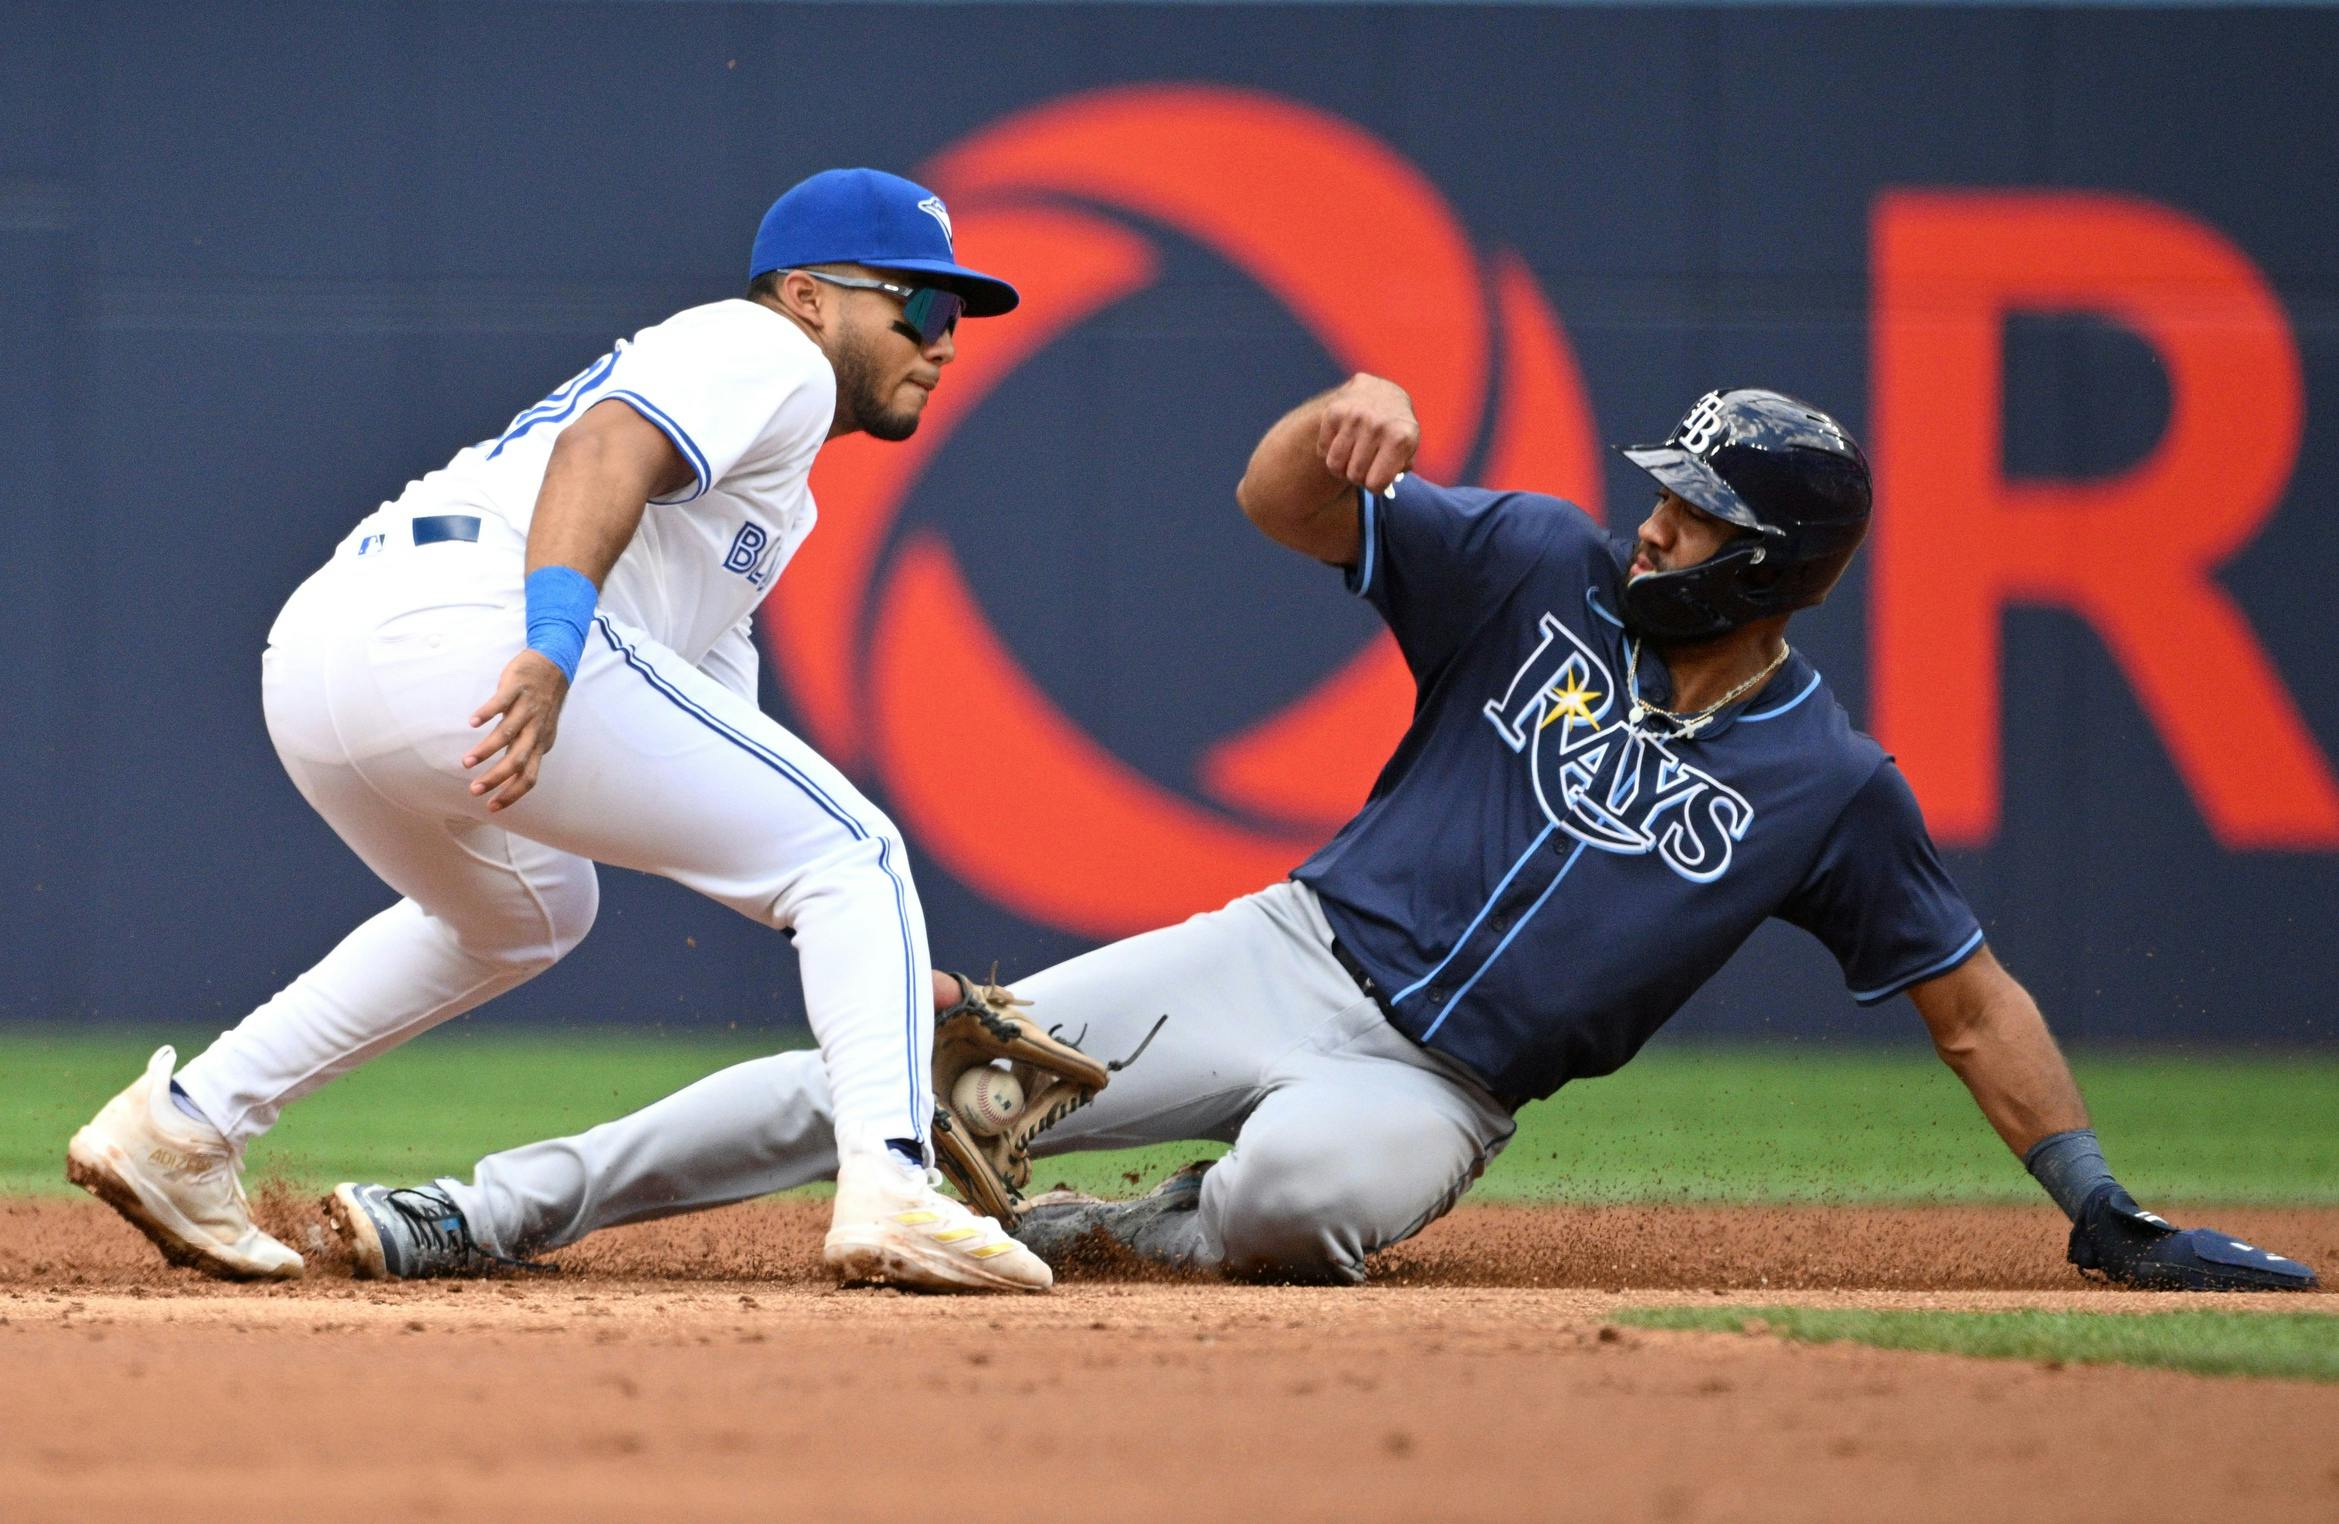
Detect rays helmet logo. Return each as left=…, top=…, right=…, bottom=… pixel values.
left=1674, top=390, right=1728, bottom=457
left=1483, top=614, right=1755, bottom=883
left=761, top=85, right=1601, bottom=936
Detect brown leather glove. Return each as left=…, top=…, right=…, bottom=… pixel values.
left=928, top=972, right=1114, bottom=1222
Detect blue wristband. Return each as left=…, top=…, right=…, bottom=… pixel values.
left=2023, top=1127, right=2119, bottom=1222
left=523, top=565, right=598, bottom=681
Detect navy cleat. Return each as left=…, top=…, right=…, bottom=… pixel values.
left=2067, top=1185, right=2320, bottom=1293
left=327, top=1182, right=519, bottom=1280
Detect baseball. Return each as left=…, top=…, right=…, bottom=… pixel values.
left=952, top=1066, right=1024, bottom=1136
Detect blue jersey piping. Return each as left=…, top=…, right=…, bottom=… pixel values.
left=602, top=389, right=714, bottom=502
left=1420, top=840, right=1589, bottom=1040
left=1351, top=486, right=1381, bottom=597
left=1850, top=927, right=1986, bottom=1005
left=488, top=347, right=623, bottom=459
left=1390, top=823, right=1556, bottom=1005
left=1739, top=670, right=1822, bottom=723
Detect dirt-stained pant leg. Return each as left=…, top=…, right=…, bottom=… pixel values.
left=452, top=882, right=1513, bottom=1279
left=453, top=885, right=1312, bottom=1255
left=1027, top=883, right=1514, bottom=1281
left=1198, top=1007, right=1515, bottom=1284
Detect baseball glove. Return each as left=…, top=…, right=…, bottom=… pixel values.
left=2068, top=1184, right=2319, bottom=1292
left=929, top=972, right=1153, bottom=1223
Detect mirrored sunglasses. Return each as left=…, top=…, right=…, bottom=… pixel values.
left=799, top=270, right=964, bottom=347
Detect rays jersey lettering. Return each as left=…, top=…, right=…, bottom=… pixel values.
left=1483, top=614, right=1753, bottom=883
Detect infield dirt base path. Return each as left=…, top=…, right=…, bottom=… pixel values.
left=5, top=1198, right=2335, bottom=1522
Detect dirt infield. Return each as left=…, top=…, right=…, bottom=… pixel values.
left=5, top=1197, right=2335, bottom=1522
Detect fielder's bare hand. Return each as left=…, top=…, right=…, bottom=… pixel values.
left=465, top=650, right=570, bottom=811
left=1317, top=373, right=1420, bottom=493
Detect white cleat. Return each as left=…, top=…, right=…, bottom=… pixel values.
left=823, top=1150, right=1052, bottom=1294
left=65, top=1046, right=303, bottom=1281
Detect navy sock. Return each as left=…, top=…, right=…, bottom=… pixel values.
left=885, top=1138, right=925, bottom=1171
left=2023, top=1128, right=2118, bottom=1221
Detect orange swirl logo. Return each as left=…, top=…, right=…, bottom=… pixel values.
left=762, top=84, right=1601, bottom=936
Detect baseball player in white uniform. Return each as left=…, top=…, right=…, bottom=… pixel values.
left=66, top=168, right=1052, bottom=1294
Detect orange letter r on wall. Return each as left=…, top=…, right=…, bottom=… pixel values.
left=1871, top=190, right=2339, bottom=849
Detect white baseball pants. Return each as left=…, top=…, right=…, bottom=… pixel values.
left=175, top=520, right=934, bottom=1161
left=446, top=880, right=1517, bottom=1283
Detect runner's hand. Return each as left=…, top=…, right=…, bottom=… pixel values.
left=1317, top=374, right=1419, bottom=493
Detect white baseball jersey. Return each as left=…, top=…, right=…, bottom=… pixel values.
left=378, top=298, right=834, bottom=666
left=192, top=293, right=937, bottom=1172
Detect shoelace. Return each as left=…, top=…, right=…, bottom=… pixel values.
left=382, top=1189, right=478, bottom=1260
left=382, top=1189, right=543, bottom=1272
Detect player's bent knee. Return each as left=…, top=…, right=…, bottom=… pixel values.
left=1211, top=1169, right=1374, bottom=1286
left=1217, top=1219, right=1367, bottom=1286
left=442, top=871, right=600, bottom=977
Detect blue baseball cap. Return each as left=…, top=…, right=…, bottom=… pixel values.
left=747, top=167, right=1018, bottom=317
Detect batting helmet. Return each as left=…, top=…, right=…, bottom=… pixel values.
left=1616, top=388, right=1872, bottom=642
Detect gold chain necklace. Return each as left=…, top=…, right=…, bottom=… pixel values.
left=1624, top=638, right=1790, bottom=740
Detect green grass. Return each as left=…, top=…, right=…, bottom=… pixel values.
left=12, top=1025, right=796, bottom=1197
left=1489, top=1048, right=2339, bottom=1205
left=8, top=1028, right=2336, bottom=1203
left=1615, top=1305, right=2339, bottom=1383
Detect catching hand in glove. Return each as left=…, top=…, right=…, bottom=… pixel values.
left=926, top=971, right=1161, bottom=1223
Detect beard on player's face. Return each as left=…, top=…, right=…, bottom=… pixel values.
left=828, top=315, right=927, bottom=443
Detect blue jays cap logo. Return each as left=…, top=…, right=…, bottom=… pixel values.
left=916, top=194, right=954, bottom=249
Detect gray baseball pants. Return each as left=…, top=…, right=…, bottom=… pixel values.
left=444, top=880, right=1515, bottom=1283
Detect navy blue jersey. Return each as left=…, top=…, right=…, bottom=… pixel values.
left=1294, top=476, right=1982, bottom=1106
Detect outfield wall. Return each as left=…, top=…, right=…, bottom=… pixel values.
left=3, top=2, right=2334, bottom=1044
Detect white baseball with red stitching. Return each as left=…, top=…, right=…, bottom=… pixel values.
left=952, top=1066, right=1024, bottom=1136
